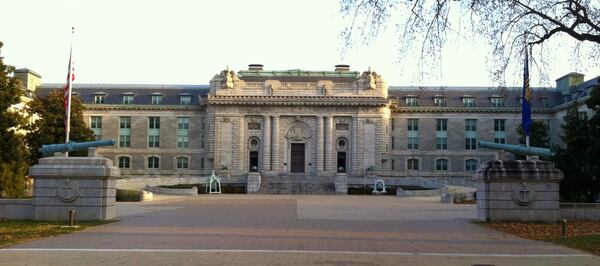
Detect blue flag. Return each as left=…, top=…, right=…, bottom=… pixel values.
left=522, top=48, right=532, bottom=137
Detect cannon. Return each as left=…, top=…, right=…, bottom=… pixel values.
left=40, top=139, right=115, bottom=157
left=478, top=140, right=554, bottom=158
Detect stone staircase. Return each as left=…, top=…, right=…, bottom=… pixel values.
left=258, top=173, right=336, bottom=194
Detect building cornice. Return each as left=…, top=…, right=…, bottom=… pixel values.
left=391, top=106, right=553, bottom=114
left=207, top=95, right=389, bottom=106
left=83, top=104, right=204, bottom=111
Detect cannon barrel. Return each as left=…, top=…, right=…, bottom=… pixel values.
left=40, top=139, right=115, bottom=157
left=478, top=140, right=554, bottom=158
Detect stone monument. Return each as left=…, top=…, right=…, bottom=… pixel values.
left=29, top=140, right=119, bottom=221
left=475, top=141, right=563, bottom=222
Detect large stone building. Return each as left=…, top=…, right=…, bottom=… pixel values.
left=21, top=65, right=598, bottom=190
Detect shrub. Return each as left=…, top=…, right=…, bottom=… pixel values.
left=116, top=189, right=142, bottom=202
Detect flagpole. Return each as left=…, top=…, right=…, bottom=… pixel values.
left=523, top=31, right=531, bottom=150
left=64, top=27, right=75, bottom=156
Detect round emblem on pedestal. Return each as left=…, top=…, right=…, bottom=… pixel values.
left=512, top=182, right=534, bottom=206
left=56, top=179, right=80, bottom=203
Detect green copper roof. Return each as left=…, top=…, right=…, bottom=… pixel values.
left=238, top=69, right=360, bottom=78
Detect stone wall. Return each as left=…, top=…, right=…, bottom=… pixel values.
left=560, top=203, right=600, bottom=221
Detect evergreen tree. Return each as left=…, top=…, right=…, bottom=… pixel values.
left=0, top=41, right=30, bottom=198
left=554, top=101, right=600, bottom=202
left=517, top=120, right=550, bottom=148
left=25, top=89, right=94, bottom=164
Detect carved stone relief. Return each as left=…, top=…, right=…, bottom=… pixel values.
left=285, top=122, right=312, bottom=142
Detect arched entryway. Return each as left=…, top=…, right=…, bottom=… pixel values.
left=285, top=121, right=312, bottom=173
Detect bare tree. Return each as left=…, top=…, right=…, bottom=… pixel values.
left=340, top=0, right=600, bottom=84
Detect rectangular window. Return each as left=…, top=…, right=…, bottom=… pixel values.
left=494, top=138, right=506, bottom=144
left=390, top=118, right=395, bottom=131
left=151, top=95, right=163, bottom=105
left=120, top=116, right=131, bottom=129
left=436, top=119, right=447, bottom=131
left=407, top=136, right=419, bottom=150
left=122, top=95, right=134, bottom=104
left=407, top=119, right=419, bottom=131
left=465, top=119, right=477, bottom=131
left=434, top=97, right=447, bottom=107
left=462, top=97, right=475, bottom=107
left=94, top=95, right=105, bottom=104
left=90, top=116, right=102, bottom=140
left=391, top=159, right=395, bottom=171
left=176, top=157, right=189, bottom=169
left=436, top=137, right=448, bottom=150
left=179, top=95, right=191, bottom=105
left=405, top=97, right=418, bottom=107
left=391, top=137, right=395, bottom=149
left=148, top=117, right=160, bottom=148
left=491, top=97, right=504, bottom=107
left=494, top=119, right=505, bottom=131
left=119, top=116, right=131, bottom=148
left=200, top=157, right=205, bottom=169
left=118, top=157, right=130, bottom=168
left=465, top=138, right=477, bottom=150
left=177, top=117, right=190, bottom=148
left=148, top=135, right=160, bottom=148
left=119, top=135, right=131, bottom=148
left=149, top=117, right=160, bottom=129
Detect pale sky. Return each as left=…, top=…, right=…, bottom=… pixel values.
left=1, top=0, right=598, bottom=87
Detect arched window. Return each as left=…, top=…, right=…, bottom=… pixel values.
left=407, top=158, right=419, bottom=171
left=118, top=156, right=130, bottom=169
left=436, top=159, right=448, bottom=171
left=147, top=156, right=160, bottom=169
left=176, top=157, right=189, bottom=169
left=465, top=159, right=478, bottom=171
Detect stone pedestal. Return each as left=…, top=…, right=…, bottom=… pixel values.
left=247, top=172, right=262, bottom=193
left=29, top=155, right=119, bottom=221
left=474, top=159, right=563, bottom=222
left=335, top=173, right=347, bottom=194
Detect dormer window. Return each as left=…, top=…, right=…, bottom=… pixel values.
left=405, top=97, right=418, bottom=107
left=94, top=95, right=105, bottom=104
left=433, top=96, right=447, bottom=107
left=151, top=95, right=163, bottom=105
left=539, top=97, right=548, bottom=107
left=122, top=95, right=134, bottom=104
left=462, top=96, right=475, bottom=107
left=490, top=97, right=504, bottom=107
left=179, top=95, right=192, bottom=105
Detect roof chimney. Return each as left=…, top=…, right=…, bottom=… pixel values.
left=334, top=64, right=350, bottom=72
left=248, top=64, right=264, bottom=71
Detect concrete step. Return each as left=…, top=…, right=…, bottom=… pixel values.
left=258, top=173, right=336, bottom=194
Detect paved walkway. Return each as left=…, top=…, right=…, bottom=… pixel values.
left=1, top=195, right=598, bottom=265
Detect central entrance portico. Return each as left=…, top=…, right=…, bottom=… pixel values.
left=290, top=143, right=305, bottom=173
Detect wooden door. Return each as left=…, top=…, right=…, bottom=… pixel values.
left=290, top=143, right=305, bottom=173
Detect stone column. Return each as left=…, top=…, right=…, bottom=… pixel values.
left=316, top=116, right=324, bottom=174
left=271, top=116, right=280, bottom=173
left=262, top=115, right=271, bottom=172
left=237, top=116, right=245, bottom=175
left=351, top=116, right=359, bottom=176
left=325, top=116, right=334, bottom=172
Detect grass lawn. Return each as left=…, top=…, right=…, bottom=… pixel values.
left=483, top=220, right=600, bottom=255
left=0, top=219, right=113, bottom=248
